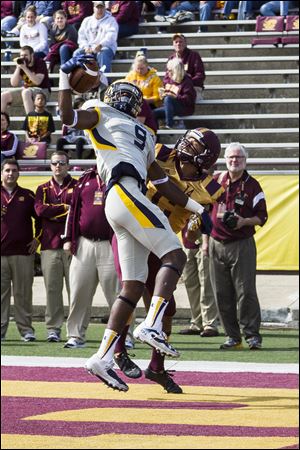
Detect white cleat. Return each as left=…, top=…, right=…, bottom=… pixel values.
left=85, top=354, right=129, bottom=392
left=133, top=322, right=180, bottom=358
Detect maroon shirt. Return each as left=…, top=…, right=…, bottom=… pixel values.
left=35, top=175, right=77, bottom=250
left=139, top=100, right=157, bottom=133
left=1, top=184, right=42, bottom=256
left=166, top=47, right=206, bottom=89
left=65, top=169, right=113, bottom=255
left=1, top=1, right=14, bottom=18
left=162, top=73, right=196, bottom=115
left=63, top=1, right=93, bottom=26
left=110, top=1, right=140, bottom=26
left=211, top=170, right=268, bottom=242
left=20, top=57, right=51, bottom=90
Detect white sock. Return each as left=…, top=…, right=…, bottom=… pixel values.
left=144, top=296, right=168, bottom=331
left=96, top=329, right=119, bottom=361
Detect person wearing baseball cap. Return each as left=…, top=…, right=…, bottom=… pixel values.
left=164, top=33, right=206, bottom=102
left=93, top=1, right=105, bottom=7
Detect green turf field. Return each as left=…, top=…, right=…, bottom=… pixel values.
left=1, top=322, right=299, bottom=364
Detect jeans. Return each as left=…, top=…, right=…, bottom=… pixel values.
left=199, top=1, right=217, bottom=20
left=223, top=1, right=265, bottom=19
left=1, top=16, right=17, bottom=48
left=118, top=22, right=139, bottom=39
left=74, top=47, right=115, bottom=73
left=153, top=95, right=184, bottom=127
left=168, top=1, right=199, bottom=17
left=59, top=44, right=73, bottom=65
left=260, top=1, right=290, bottom=16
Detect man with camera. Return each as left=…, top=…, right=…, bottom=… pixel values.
left=206, top=142, right=268, bottom=350
left=1, top=45, right=51, bottom=114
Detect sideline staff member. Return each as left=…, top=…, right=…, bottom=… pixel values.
left=207, top=143, right=268, bottom=350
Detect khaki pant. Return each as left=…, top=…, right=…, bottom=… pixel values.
left=1, top=254, right=35, bottom=338
left=209, top=237, right=262, bottom=342
left=66, top=237, right=121, bottom=340
left=182, top=247, right=219, bottom=330
left=41, top=249, right=71, bottom=333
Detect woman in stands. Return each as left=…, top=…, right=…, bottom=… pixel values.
left=19, top=5, right=48, bottom=58
left=125, top=51, right=163, bottom=109
left=1, top=112, right=19, bottom=163
left=45, top=10, right=78, bottom=73
left=153, top=57, right=196, bottom=129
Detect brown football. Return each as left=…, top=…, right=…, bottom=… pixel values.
left=69, top=60, right=100, bottom=94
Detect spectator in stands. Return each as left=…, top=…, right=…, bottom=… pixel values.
left=1, top=45, right=51, bottom=115
left=1, top=2, right=18, bottom=36
left=208, top=143, right=268, bottom=350
left=74, top=1, right=119, bottom=73
left=34, top=151, right=77, bottom=343
left=155, top=1, right=217, bottom=30
left=125, top=51, right=163, bottom=108
left=63, top=168, right=121, bottom=348
left=23, top=1, right=62, bottom=29
left=222, top=1, right=265, bottom=20
left=22, top=92, right=55, bottom=145
left=153, top=58, right=196, bottom=129
left=179, top=222, right=219, bottom=337
left=56, top=97, right=90, bottom=158
left=62, top=1, right=94, bottom=30
left=152, top=1, right=174, bottom=21
left=1, top=112, right=19, bottom=163
left=1, top=159, right=41, bottom=342
left=260, top=1, right=297, bottom=16
left=138, top=99, right=158, bottom=134
left=45, top=9, right=78, bottom=73
left=167, top=33, right=206, bottom=102
left=19, top=6, right=48, bottom=58
left=108, top=1, right=140, bottom=39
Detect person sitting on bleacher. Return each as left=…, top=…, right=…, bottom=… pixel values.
left=1, top=112, right=19, bottom=163
left=125, top=51, right=163, bottom=109
left=1, top=1, right=18, bottom=37
left=19, top=5, right=48, bottom=59
left=45, top=9, right=78, bottom=73
left=56, top=97, right=90, bottom=159
left=222, top=1, right=265, bottom=20
left=22, top=91, right=55, bottom=145
left=108, top=1, right=140, bottom=39
left=166, top=33, right=206, bottom=102
left=62, top=1, right=93, bottom=30
left=1, top=45, right=51, bottom=114
left=260, top=1, right=298, bottom=16
left=153, top=57, right=196, bottom=129
left=74, top=1, right=118, bottom=74
left=8, top=1, right=62, bottom=36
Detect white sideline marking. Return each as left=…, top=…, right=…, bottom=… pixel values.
left=1, top=356, right=298, bottom=374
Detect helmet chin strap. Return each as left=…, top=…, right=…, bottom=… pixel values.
left=175, top=158, right=203, bottom=181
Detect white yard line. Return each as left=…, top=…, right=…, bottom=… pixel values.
left=1, top=355, right=298, bottom=374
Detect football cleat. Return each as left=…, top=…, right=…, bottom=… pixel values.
left=85, top=354, right=129, bottom=392
left=145, top=368, right=183, bottom=393
left=114, top=352, right=142, bottom=379
left=133, top=322, right=180, bottom=358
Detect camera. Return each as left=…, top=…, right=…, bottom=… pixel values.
left=16, top=57, right=25, bottom=65
left=222, top=211, right=238, bottom=229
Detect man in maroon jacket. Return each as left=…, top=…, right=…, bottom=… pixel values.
left=1, top=159, right=41, bottom=342
left=62, top=1, right=94, bottom=29
left=34, top=151, right=77, bottom=342
left=166, top=33, right=206, bottom=101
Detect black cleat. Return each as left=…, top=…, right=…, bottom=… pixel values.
left=145, top=367, right=183, bottom=393
left=114, top=352, right=142, bottom=379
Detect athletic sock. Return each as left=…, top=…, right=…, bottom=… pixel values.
left=144, top=296, right=168, bottom=331
left=96, top=328, right=119, bottom=360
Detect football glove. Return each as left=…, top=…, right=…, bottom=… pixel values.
left=60, top=53, right=97, bottom=74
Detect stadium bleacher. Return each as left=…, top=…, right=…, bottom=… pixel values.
left=1, top=14, right=299, bottom=173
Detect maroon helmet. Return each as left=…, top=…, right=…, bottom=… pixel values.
left=175, top=128, right=221, bottom=178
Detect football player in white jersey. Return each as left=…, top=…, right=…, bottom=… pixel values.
left=59, top=68, right=212, bottom=392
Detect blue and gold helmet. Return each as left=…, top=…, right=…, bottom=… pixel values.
left=103, top=80, right=143, bottom=117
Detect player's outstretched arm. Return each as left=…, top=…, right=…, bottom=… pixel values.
left=58, top=70, right=98, bottom=130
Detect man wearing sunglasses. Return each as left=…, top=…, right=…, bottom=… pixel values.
left=34, top=151, right=77, bottom=342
